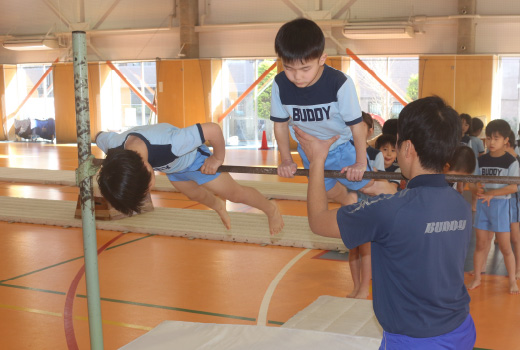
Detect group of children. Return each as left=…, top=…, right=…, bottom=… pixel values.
left=92, top=16, right=520, bottom=350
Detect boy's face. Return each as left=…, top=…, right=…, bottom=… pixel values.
left=486, top=132, right=508, bottom=154
left=282, top=54, right=327, bottom=88
left=379, top=142, right=397, bottom=167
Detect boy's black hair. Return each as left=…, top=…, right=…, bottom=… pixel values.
left=382, top=118, right=398, bottom=136
left=485, top=119, right=511, bottom=139
left=471, top=117, right=484, bottom=133
left=375, top=133, right=397, bottom=150
left=397, top=96, right=461, bottom=173
left=97, top=148, right=152, bottom=216
left=361, top=111, right=373, bottom=129
left=274, top=18, right=325, bottom=63
left=448, top=145, right=476, bottom=174
left=460, top=113, right=472, bottom=132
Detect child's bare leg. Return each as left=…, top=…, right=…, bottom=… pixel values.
left=348, top=247, right=361, bottom=298
left=203, top=173, right=284, bottom=235
left=496, top=232, right=519, bottom=294
left=511, top=222, right=520, bottom=280
left=467, top=229, right=493, bottom=290
left=326, top=182, right=357, bottom=206
left=355, top=242, right=372, bottom=299
left=171, top=180, right=231, bottom=229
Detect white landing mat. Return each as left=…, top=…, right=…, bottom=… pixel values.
left=0, top=167, right=308, bottom=201
left=0, top=197, right=345, bottom=250
left=119, top=321, right=381, bottom=350
left=282, top=295, right=383, bottom=339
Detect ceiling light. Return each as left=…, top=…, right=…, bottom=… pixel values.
left=2, top=39, right=61, bottom=51
left=343, top=25, right=415, bottom=39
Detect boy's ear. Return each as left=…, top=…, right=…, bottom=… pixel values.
left=319, top=53, right=327, bottom=66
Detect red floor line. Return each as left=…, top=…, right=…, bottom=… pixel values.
left=64, top=233, right=125, bottom=350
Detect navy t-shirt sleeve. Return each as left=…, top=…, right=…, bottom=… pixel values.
left=337, top=193, right=399, bottom=249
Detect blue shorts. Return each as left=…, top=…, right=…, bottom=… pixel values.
left=474, top=198, right=510, bottom=232
left=379, top=313, right=476, bottom=350
left=510, top=193, right=520, bottom=223
left=166, top=145, right=220, bottom=185
left=298, top=141, right=370, bottom=191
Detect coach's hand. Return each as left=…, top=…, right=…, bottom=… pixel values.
left=294, top=126, right=339, bottom=164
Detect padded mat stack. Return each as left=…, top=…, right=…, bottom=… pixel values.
left=0, top=197, right=345, bottom=250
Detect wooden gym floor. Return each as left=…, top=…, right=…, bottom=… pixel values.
left=0, top=141, right=518, bottom=350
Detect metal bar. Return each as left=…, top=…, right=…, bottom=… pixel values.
left=89, top=159, right=520, bottom=185
left=346, top=48, right=409, bottom=106
left=106, top=61, right=157, bottom=114
left=216, top=165, right=520, bottom=185
left=72, top=31, right=104, bottom=350
left=218, top=61, right=277, bottom=123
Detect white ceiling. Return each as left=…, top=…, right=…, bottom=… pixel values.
left=0, top=0, right=519, bottom=64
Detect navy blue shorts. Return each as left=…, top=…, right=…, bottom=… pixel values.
left=379, top=313, right=476, bottom=350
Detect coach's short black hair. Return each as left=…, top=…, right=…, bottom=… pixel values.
left=448, top=146, right=476, bottom=174
left=397, top=96, right=461, bottom=173
left=275, top=18, right=325, bottom=64
left=382, top=118, right=398, bottom=137
left=485, top=119, right=511, bottom=140
left=375, top=133, right=397, bottom=150
left=471, top=117, right=484, bottom=133
left=97, top=148, right=152, bottom=216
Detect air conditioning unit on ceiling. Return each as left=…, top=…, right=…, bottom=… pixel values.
left=342, top=25, right=415, bottom=39
left=2, top=38, right=61, bottom=51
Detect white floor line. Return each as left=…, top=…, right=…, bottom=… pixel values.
left=257, top=248, right=312, bottom=326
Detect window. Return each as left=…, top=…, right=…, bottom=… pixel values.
left=220, top=59, right=277, bottom=148
left=13, top=64, right=55, bottom=141
left=497, top=57, right=520, bottom=136
left=349, top=57, right=419, bottom=121
left=101, top=61, right=157, bottom=131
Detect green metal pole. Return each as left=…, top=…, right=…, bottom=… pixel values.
left=72, top=31, right=104, bottom=350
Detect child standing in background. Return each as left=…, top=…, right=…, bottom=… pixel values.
left=460, top=113, right=473, bottom=148
left=467, top=120, right=519, bottom=294
left=470, top=118, right=486, bottom=158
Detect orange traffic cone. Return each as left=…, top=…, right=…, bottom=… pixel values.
left=259, top=130, right=270, bottom=150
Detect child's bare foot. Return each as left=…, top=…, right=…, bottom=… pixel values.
left=466, top=279, right=481, bottom=290
left=510, top=280, right=520, bottom=294
left=354, top=289, right=369, bottom=299
left=347, top=288, right=359, bottom=298
left=266, top=200, right=284, bottom=235
left=214, top=197, right=231, bottom=230
left=516, top=271, right=520, bottom=280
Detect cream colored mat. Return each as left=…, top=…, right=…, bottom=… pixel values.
left=282, top=295, right=383, bottom=339
left=0, top=197, right=345, bottom=250
left=119, top=321, right=381, bottom=350
left=0, top=167, right=308, bottom=201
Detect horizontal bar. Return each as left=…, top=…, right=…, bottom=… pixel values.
left=217, top=165, right=520, bottom=185
left=90, top=159, right=520, bottom=185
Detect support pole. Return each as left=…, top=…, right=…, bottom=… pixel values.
left=72, top=31, right=104, bottom=350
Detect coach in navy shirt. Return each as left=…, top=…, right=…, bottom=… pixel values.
left=294, top=96, right=476, bottom=349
